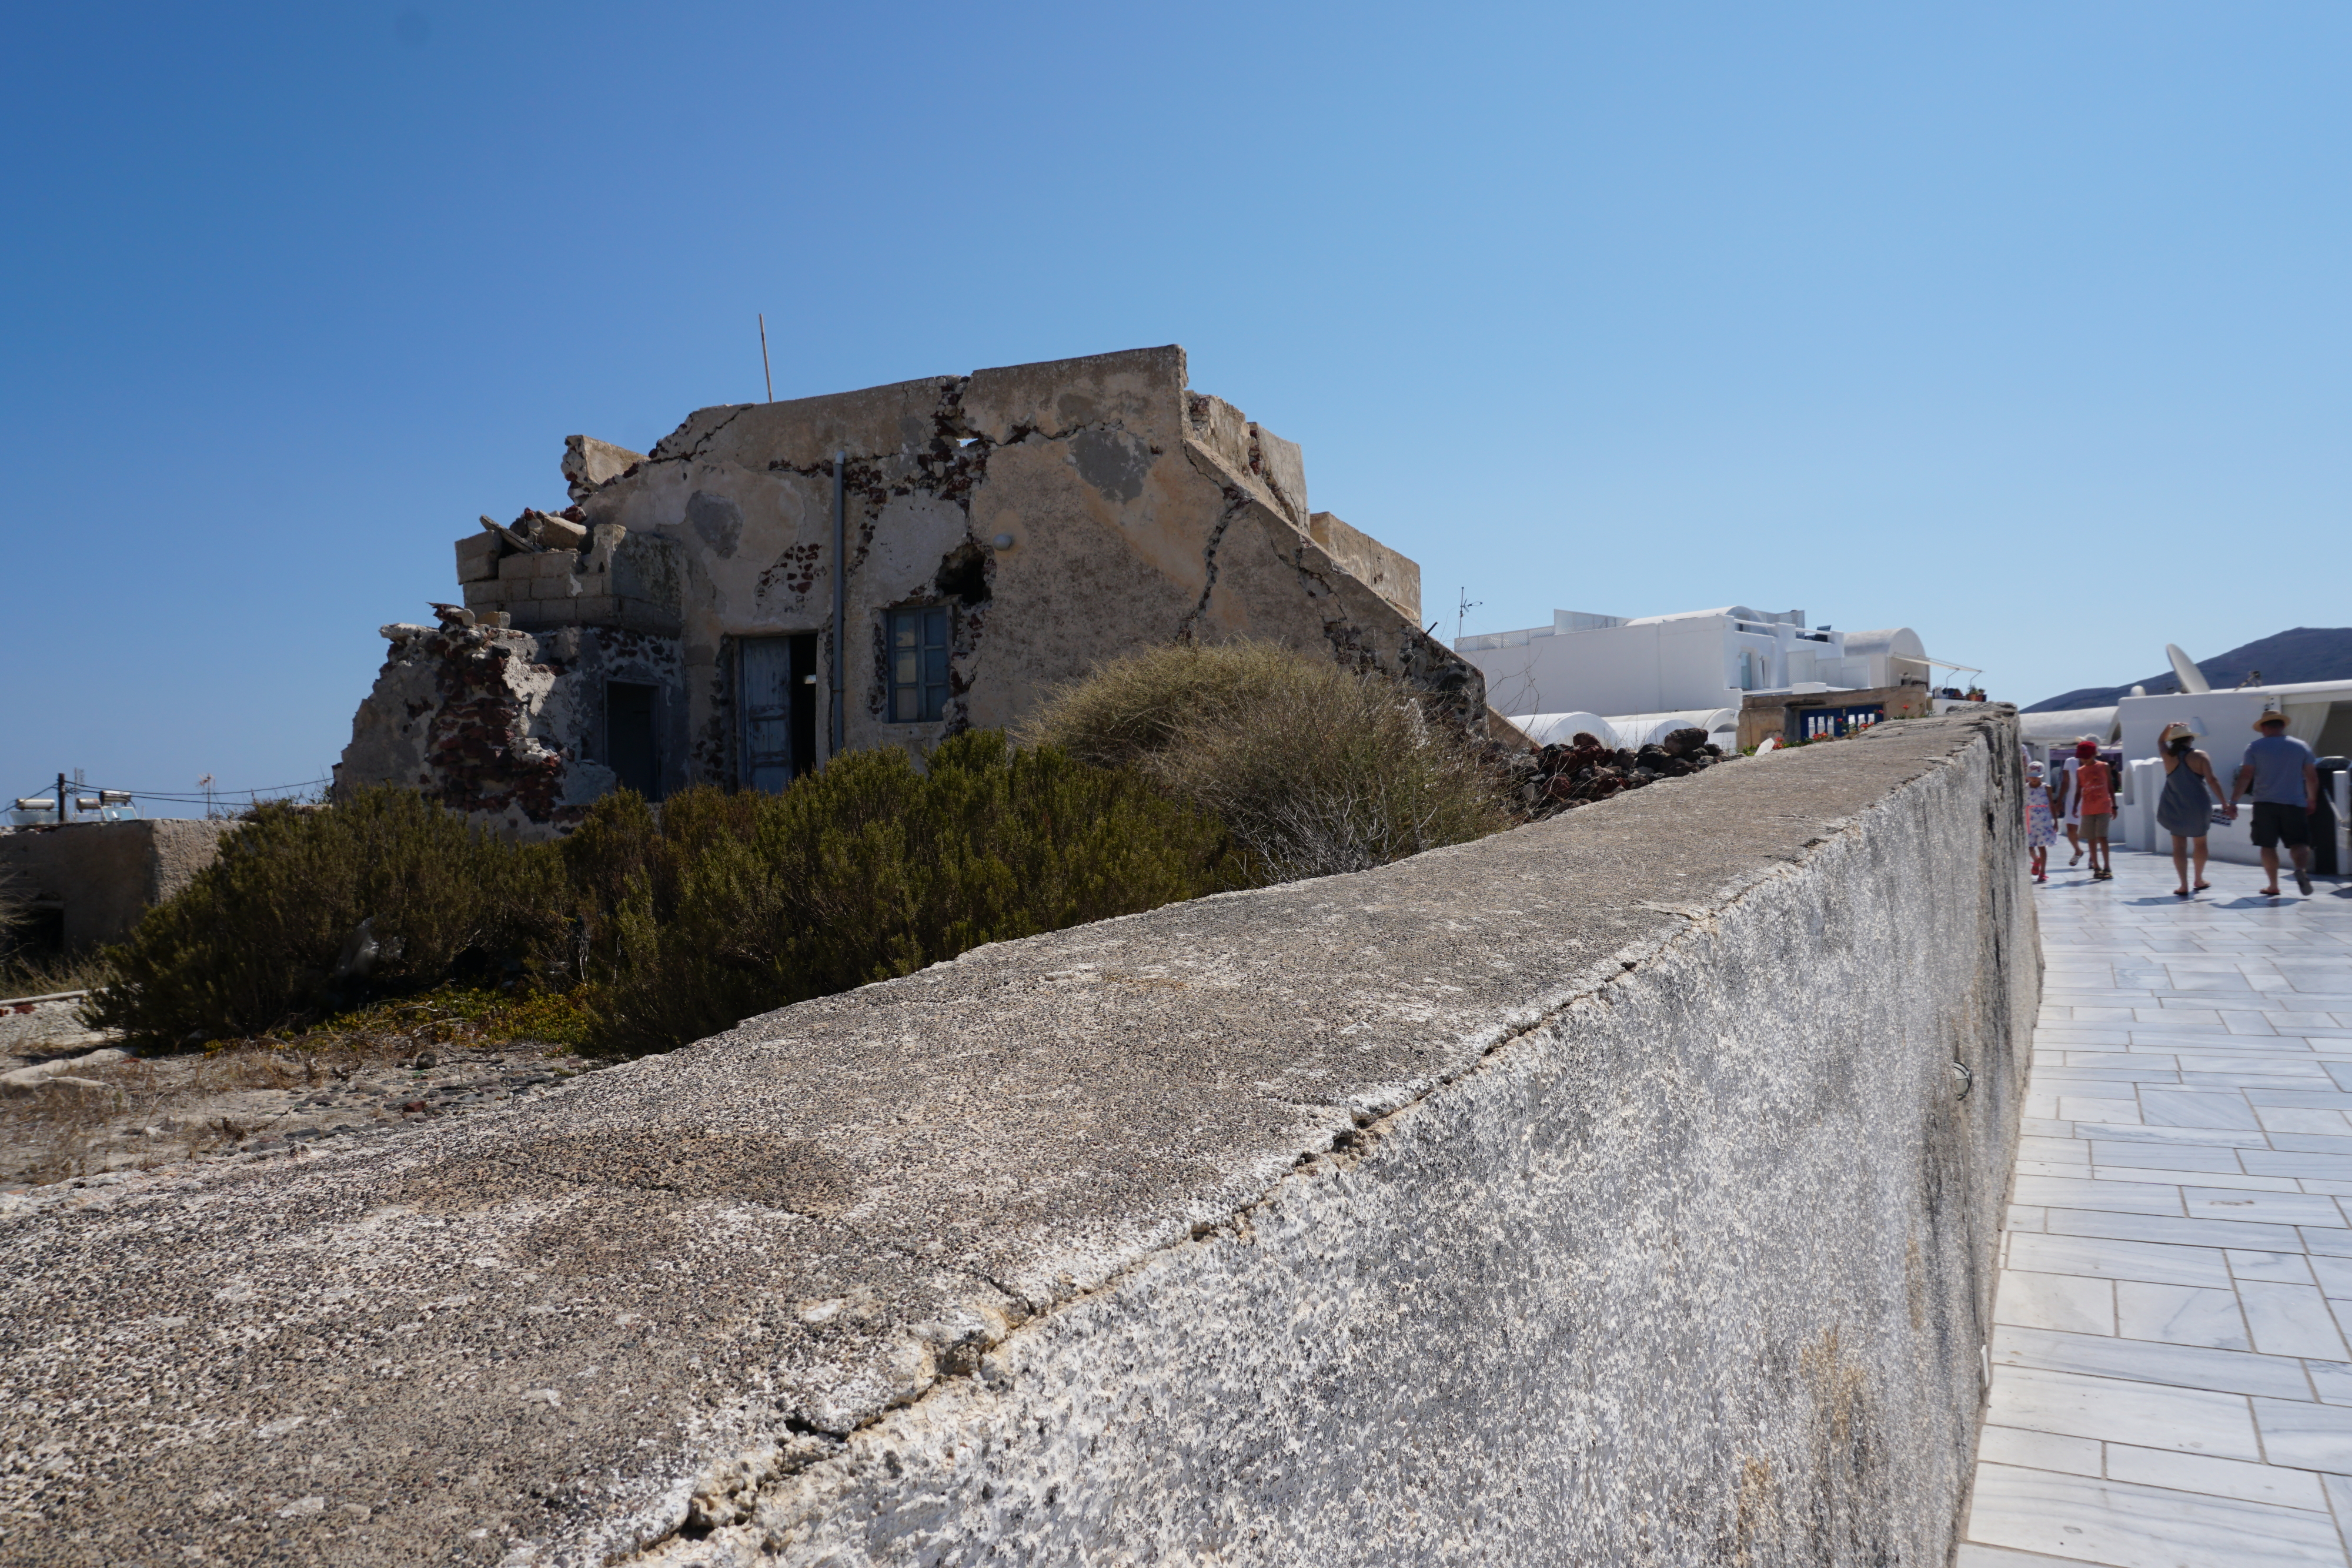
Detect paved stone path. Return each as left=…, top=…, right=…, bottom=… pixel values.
left=1962, top=845, right=2352, bottom=1567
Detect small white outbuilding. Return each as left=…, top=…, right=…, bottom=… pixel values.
left=1456, top=606, right=1972, bottom=738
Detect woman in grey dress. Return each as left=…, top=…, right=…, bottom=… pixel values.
left=2157, top=721, right=2230, bottom=897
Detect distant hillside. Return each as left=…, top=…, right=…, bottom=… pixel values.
left=2027, top=627, right=2352, bottom=712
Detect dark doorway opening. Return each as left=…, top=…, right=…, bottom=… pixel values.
left=740, top=633, right=819, bottom=791
left=1, top=903, right=64, bottom=967
left=606, top=681, right=660, bottom=800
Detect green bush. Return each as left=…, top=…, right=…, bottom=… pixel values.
left=85, top=733, right=1267, bottom=1058
left=1023, top=641, right=1511, bottom=881
left=575, top=733, right=1237, bottom=1055
left=90, top=789, right=560, bottom=1047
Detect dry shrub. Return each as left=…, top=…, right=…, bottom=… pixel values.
left=72, top=748, right=1225, bottom=1061
left=568, top=732, right=1238, bottom=1057
left=1024, top=641, right=1511, bottom=882
left=0, top=870, right=27, bottom=951
left=88, top=788, right=562, bottom=1048
left=1016, top=639, right=1306, bottom=770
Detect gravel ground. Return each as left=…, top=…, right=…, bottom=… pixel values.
left=0, top=993, right=108, bottom=1059
left=0, top=993, right=605, bottom=1191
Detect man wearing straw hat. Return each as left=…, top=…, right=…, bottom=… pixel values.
left=2228, top=704, right=2321, bottom=897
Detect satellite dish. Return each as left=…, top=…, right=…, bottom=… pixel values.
left=2165, top=644, right=2210, bottom=695
left=2129, top=684, right=2147, bottom=698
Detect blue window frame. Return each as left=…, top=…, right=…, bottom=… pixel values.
left=888, top=606, right=951, bottom=723
left=1796, top=703, right=1883, bottom=740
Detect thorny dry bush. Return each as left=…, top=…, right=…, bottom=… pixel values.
left=1022, top=641, right=1513, bottom=882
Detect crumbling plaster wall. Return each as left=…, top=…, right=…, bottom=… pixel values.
left=0, top=713, right=2034, bottom=1567
left=338, top=622, right=684, bottom=837
left=566, top=346, right=1481, bottom=783
left=1307, top=508, right=1420, bottom=621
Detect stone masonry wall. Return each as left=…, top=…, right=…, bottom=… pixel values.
left=336, top=621, right=685, bottom=837
left=0, top=711, right=2034, bottom=1565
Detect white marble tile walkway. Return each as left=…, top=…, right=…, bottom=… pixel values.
left=1962, top=845, right=2352, bottom=1568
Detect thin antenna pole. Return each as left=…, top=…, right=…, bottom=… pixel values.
left=1455, top=586, right=1482, bottom=646
left=758, top=313, right=774, bottom=403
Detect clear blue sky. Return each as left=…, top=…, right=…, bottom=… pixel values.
left=6, top=3, right=2347, bottom=810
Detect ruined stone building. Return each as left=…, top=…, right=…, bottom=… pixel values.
left=336, top=346, right=1484, bottom=836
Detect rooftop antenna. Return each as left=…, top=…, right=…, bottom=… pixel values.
left=758, top=313, right=774, bottom=403
left=1455, top=587, right=1482, bottom=646
left=198, top=773, right=216, bottom=820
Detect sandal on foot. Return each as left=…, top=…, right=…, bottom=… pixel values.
left=2194, top=882, right=2210, bottom=891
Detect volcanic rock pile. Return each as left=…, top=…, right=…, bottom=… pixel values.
left=1506, top=726, right=1733, bottom=818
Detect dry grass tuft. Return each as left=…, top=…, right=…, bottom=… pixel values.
left=1021, top=641, right=1512, bottom=882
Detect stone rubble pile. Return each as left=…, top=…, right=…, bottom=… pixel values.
left=1508, top=726, right=1735, bottom=818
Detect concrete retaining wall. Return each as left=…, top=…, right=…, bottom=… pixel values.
left=0, top=818, right=235, bottom=953
left=0, top=711, right=2035, bottom=1566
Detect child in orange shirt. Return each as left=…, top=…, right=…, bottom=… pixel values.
left=2065, top=739, right=2117, bottom=881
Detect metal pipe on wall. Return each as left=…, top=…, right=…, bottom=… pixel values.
left=829, top=452, right=846, bottom=758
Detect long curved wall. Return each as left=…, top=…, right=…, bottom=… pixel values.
left=0, top=710, right=2034, bottom=1567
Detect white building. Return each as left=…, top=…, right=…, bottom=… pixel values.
left=1454, top=606, right=1965, bottom=748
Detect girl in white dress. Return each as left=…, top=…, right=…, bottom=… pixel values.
left=2025, top=763, right=2057, bottom=884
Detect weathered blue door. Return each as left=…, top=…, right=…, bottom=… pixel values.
left=739, top=634, right=817, bottom=791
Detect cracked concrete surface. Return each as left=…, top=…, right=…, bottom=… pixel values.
left=1, top=712, right=2032, bottom=1565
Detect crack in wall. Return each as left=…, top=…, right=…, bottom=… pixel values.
left=1173, top=485, right=1250, bottom=644
left=670, top=406, right=752, bottom=464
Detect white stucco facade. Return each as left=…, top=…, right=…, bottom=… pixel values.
left=1455, top=606, right=1940, bottom=722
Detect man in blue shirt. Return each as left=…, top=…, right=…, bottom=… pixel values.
left=2228, top=705, right=2321, bottom=897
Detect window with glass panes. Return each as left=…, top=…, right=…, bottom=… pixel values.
left=888, top=606, right=951, bottom=722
